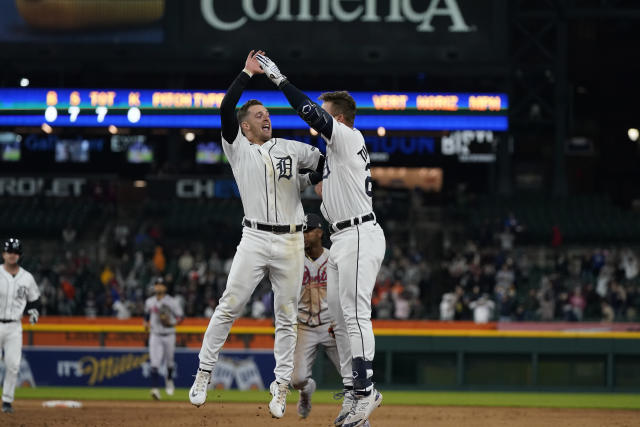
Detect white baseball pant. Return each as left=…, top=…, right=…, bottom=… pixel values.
left=327, top=222, right=386, bottom=374
left=291, top=322, right=348, bottom=389
left=149, top=333, right=176, bottom=371
left=0, top=321, right=22, bottom=403
left=198, top=227, right=304, bottom=384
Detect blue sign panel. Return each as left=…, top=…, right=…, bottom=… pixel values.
left=10, top=347, right=276, bottom=389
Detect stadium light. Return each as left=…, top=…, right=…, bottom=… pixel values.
left=134, top=180, right=147, bottom=188
left=108, top=125, right=118, bottom=134
left=20, top=78, right=29, bottom=87
left=377, top=126, right=386, bottom=137
left=41, top=123, right=52, bottom=134
left=184, top=131, right=195, bottom=142
left=628, top=128, right=639, bottom=142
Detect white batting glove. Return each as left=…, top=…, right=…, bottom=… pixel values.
left=28, top=308, right=39, bottom=324
left=255, top=54, right=287, bottom=87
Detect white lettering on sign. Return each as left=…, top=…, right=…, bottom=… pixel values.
left=442, top=130, right=494, bottom=155
left=441, top=131, right=495, bottom=163
left=0, top=178, right=86, bottom=197
left=176, top=179, right=215, bottom=198
left=201, top=0, right=473, bottom=32
left=56, top=360, right=83, bottom=378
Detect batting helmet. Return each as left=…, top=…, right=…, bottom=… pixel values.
left=3, top=238, right=23, bottom=255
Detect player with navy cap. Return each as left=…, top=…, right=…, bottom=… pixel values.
left=1, top=238, right=41, bottom=414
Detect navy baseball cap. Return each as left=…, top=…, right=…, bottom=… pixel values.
left=3, top=238, right=22, bottom=255
left=304, top=213, right=323, bottom=231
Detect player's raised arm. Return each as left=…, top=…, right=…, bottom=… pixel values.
left=220, top=50, right=265, bottom=143
left=256, top=54, right=334, bottom=140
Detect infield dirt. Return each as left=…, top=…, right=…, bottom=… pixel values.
left=2, top=400, right=639, bottom=426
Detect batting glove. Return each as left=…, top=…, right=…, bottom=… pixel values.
left=255, top=54, right=287, bottom=87
left=28, top=308, right=39, bottom=324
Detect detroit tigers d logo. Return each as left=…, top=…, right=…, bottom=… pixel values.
left=275, top=155, right=293, bottom=180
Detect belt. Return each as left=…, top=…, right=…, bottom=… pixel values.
left=0, top=319, right=17, bottom=323
left=331, top=213, right=375, bottom=232
left=243, top=218, right=303, bottom=234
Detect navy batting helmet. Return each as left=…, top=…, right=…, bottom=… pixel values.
left=3, top=238, right=23, bottom=255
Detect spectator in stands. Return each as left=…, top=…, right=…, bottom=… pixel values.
left=601, top=300, right=615, bottom=322
left=177, top=250, right=194, bottom=277
left=469, top=294, right=495, bottom=324
left=569, top=286, right=587, bottom=321
left=62, top=223, right=77, bottom=249
left=439, top=292, right=456, bottom=321
left=537, top=276, right=555, bottom=321
left=620, top=249, right=639, bottom=281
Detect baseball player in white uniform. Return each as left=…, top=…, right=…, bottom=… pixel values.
left=189, top=51, right=323, bottom=419
left=258, top=54, right=386, bottom=427
left=1, top=238, right=40, bottom=414
left=144, top=277, right=183, bottom=400
left=292, top=213, right=352, bottom=419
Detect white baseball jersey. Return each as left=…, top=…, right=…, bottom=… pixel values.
left=320, top=118, right=373, bottom=223
left=223, top=128, right=321, bottom=225
left=0, top=265, right=39, bottom=320
left=298, top=248, right=330, bottom=326
left=144, top=295, right=183, bottom=335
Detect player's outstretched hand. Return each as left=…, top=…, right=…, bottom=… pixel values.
left=255, top=54, right=287, bottom=87
left=244, top=50, right=265, bottom=76
left=28, top=308, right=39, bottom=324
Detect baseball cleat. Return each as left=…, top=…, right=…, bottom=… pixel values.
left=342, top=389, right=382, bottom=427
left=269, top=380, right=289, bottom=418
left=189, top=368, right=212, bottom=407
left=1, top=402, right=14, bottom=413
left=296, top=378, right=316, bottom=418
left=165, top=378, right=175, bottom=396
left=150, top=388, right=161, bottom=400
left=334, top=390, right=356, bottom=426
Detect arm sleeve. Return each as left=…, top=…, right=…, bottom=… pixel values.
left=295, top=143, right=322, bottom=170
left=280, top=81, right=333, bottom=139
left=173, top=297, right=184, bottom=318
left=26, top=298, right=41, bottom=311
left=26, top=274, right=40, bottom=302
left=298, top=173, right=312, bottom=191
left=220, top=71, right=251, bottom=143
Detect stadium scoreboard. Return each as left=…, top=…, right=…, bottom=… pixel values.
left=0, top=88, right=508, bottom=131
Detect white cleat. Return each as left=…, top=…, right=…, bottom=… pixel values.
left=150, top=388, right=161, bottom=401
left=189, top=369, right=211, bottom=407
left=165, top=378, right=175, bottom=396
left=342, top=389, right=382, bottom=427
left=296, top=378, right=316, bottom=418
left=269, top=380, right=289, bottom=418
left=334, top=390, right=356, bottom=426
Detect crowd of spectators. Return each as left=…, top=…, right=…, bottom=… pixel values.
left=436, top=215, right=640, bottom=323
left=17, top=213, right=640, bottom=323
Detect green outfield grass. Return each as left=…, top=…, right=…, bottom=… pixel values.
left=14, top=387, right=640, bottom=410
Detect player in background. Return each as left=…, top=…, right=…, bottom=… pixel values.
left=258, top=54, right=386, bottom=427
left=144, top=277, right=183, bottom=400
left=0, top=238, right=41, bottom=414
left=188, top=51, right=324, bottom=419
left=292, top=213, right=352, bottom=419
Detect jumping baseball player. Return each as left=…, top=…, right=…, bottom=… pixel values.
left=189, top=50, right=324, bottom=419
left=1, top=238, right=41, bottom=414
left=258, top=54, right=386, bottom=427
left=144, top=277, right=183, bottom=400
left=292, top=213, right=352, bottom=419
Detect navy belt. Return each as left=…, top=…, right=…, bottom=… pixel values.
left=0, top=319, right=18, bottom=323
left=243, top=219, right=303, bottom=233
left=331, top=213, right=375, bottom=232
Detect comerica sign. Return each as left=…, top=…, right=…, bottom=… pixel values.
left=201, top=0, right=473, bottom=32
